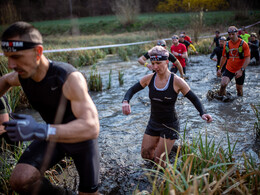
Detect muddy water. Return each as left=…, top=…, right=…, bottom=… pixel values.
left=24, top=54, right=260, bottom=194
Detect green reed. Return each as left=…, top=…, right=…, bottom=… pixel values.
left=88, top=66, right=102, bottom=92
left=107, top=70, right=112, bottom=90
left=140, top=129, right=260, bottom=194
left=118, top=70, right=124, bottom=86
left=251, top=104, right=260, bottom=139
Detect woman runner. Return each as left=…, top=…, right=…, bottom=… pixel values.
left=122, top=46, right=212, bottom=167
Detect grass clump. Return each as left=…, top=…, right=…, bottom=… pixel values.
left=87, top=66, right=102, bottom=92
left=107, top=70, right=112, bottom=90
left=140, top=129, right=260, bottom=194
left=118, top=70, right=124, bottom=86
left=0, top=141, right=24, bottom=194
left=251, top=104, right=260, bottom=139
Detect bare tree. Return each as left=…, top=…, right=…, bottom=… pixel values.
left=0, top=0, right=20, bottom=25
left=111, top=0, right=140, bottom=26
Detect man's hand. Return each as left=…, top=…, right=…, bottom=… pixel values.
left=3, top=113, right=50, bottom=141
left=122, top=101, right=131, bottom=115
left=235, top=69, right=243, bottom=79
left=212, top=58, right=217, bottom=62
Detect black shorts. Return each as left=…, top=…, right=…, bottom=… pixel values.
left=18, top=139, right=100, bottom=193
left=250, top=50, right=259, bottom=61
left=222, top=68, right=245, bottom=85
left=145, top=119, right=179, bottom=140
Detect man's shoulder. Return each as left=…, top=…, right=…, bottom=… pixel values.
left=51, top=61, right=77, bottom=73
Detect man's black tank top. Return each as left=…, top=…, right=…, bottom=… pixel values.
left=19, top=61, right=77, bottom=124
left=148, top=73, right=178, bottom=123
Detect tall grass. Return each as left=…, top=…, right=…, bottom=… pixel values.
left=107, top=70, right=112, bottom=90
left=140, top=129, right=260, bottom=194
left=251, top=104, right=260, bottom=139
left=87, top=65, right=102, bottom=92
left=0, top=141, right=74, bottom=194
left=0, top=141, right=24, bottom=194
left=118, top=70, right=124, bottom=86
left=0, top=58, right=28, bottom=111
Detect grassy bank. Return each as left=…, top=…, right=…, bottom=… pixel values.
left=1, top=10, right=259, bottom=37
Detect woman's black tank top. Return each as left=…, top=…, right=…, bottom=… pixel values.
left=148, top=73, right=178, bottom=123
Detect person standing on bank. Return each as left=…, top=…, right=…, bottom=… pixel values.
left=0, top=21, right=100, bottom=195
left=138, top=40, right=184, bottom=78
left=170, top=35, right=188, bottom=75
left=217, top=26, right=250, bottom=97
left=122, top=46, right=212, bottom=167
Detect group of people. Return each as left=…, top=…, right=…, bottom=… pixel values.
left=138, top=32, right=199, bottom=78
left=0, top=21, right=255, bottom=195
left=209, top=26, right=258, bottom=97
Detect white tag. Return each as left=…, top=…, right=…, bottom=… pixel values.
left=46, top=124, right=56, bottom=140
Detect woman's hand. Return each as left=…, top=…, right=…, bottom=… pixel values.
left=201, top=114, right=213, bottom=123
left=122, top=101, right=131, bottom=115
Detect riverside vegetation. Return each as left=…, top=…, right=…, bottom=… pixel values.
left=0, top=10, right=260, bottom=194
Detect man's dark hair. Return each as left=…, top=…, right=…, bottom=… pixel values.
left=1, top=21, right=42, bottom=43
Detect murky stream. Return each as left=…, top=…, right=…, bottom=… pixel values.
left=22, top=54, right=260, bottom=194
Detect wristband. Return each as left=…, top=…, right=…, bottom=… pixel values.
left=144, top=62, right=148, bottom=67
left=46, top=124, right=56, bottom=140
left=178, top=53, right=182, bottom=57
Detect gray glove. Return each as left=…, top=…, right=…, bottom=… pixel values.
left=3, top=113, right=49, bottom=141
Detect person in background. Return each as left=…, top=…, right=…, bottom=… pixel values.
left=1, top=21, right=100, bottom=195
left=170, top=35, right=188, bottom=75
left=210, top=36, right=227, bottom=75
left=248, top=32, right=259, bottom=65
left=208, top=30, right=221, bottom=50
left=181, top=31, right=192, bottom=44
left=138, top=39, right=184, bottom=78
left=122, top=46, right=212, bottom=167
left=217, top=26, right=250, bottom=97
left=240, top=27, right=251, bottom=43
left=179, top=34, right=198, bottom=54
left=238, top=26, right=248, bottom=36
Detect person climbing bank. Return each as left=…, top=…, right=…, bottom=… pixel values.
left=0, top=21, right=100, bottom=195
